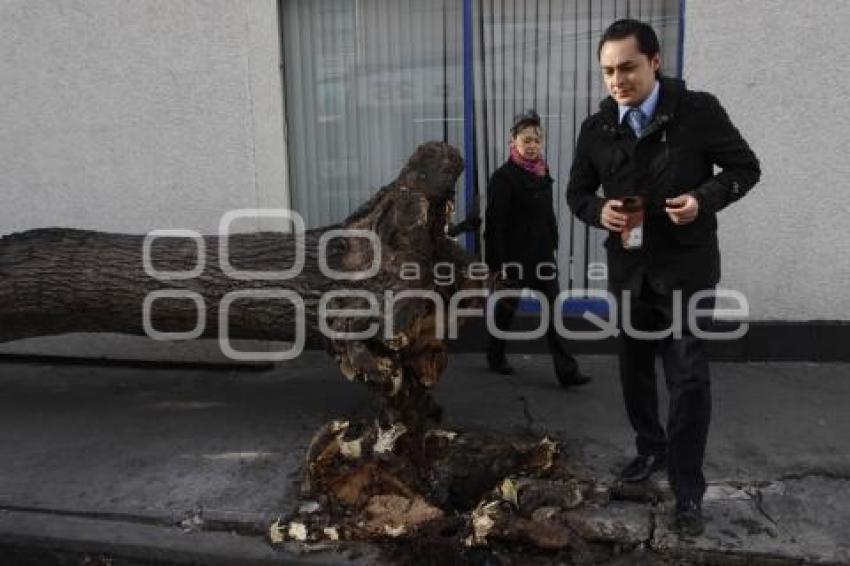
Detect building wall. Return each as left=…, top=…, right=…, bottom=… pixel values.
left=684, top=0, right=850, bottom=321
left=2, top=1, right=847, bottom=363
left=0, top=0, right=288, bottom=235
left=0, top=0, right=288, bottom=360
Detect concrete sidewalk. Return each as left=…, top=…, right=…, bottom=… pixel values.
left=0, top=352, right=848, bottom=564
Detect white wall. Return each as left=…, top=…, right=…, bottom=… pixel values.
left=0, top=0, right=289, bottom=360
left=684, top=0, right=850, bottom=321
left=3, top=1, right=847, bottom=364
left=0, top=0, right=288, bottom=235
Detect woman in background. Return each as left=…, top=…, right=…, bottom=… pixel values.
left=484, top=110, right=591, bottom=388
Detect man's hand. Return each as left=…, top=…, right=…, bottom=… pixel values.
left=600, top=199, right=627, bottom=232
left=665, top=193, right=699, bottom=225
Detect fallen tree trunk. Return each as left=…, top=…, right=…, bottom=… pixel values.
left=1, top=142, right=683, bottom=559
left=0, top=142, right=480, bottom=425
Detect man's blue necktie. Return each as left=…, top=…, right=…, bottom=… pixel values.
left=627, top=107, right=647, bottom=138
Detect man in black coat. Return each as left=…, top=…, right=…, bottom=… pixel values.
left=484, top=111, right=590, bottom=389
left=566, top=19, right=760, bottom=535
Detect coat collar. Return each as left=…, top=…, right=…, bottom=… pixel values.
left=504, top=159, right=553, bottom=188
left=599, top=77, right=685, bottom=138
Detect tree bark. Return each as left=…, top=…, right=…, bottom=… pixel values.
left=0, top=142, right=480, bottom=417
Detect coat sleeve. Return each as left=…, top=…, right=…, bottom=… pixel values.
left=566, top=119, right=606, bottom=229
left=485, top=170, right=511, bottom=270
left=690, top=93, right=761, bottom=214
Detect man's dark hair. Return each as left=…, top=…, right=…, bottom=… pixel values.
left=597, top=19, right=661, bottom=76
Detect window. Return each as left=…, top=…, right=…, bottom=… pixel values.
left=281, top=0, right=681, bottom=291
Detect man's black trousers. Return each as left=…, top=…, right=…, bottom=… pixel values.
left=616, top=275, right=714, bottom=502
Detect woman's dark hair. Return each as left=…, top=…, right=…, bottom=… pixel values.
left=510, top=109, right=542, bottom=138
left=597, top=19, right=662, bottom=77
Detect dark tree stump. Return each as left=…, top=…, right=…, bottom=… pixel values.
left=2, top=142, right=672, bottom=558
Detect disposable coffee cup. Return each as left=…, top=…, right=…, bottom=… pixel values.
left=615, top=196, right=645, bottom=250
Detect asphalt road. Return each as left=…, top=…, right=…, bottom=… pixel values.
left=1, top=352, right=848, bottom=564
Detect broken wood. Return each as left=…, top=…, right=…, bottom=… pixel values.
left=0, top=142, right=481, bottom=433
left=2, top=141, right=672, bottom=560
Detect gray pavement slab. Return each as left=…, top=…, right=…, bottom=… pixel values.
left=0, top=508, right=376, bottom=565
left=0, top=352, right=849, bottom=563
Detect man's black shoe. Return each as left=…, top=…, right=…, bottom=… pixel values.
left=487, top=359, right=514, bottom=375
left=618, top=454, right=666, bottom=483
left=673, top=499, right=705, bottom=537
left=556, top=371, right=592, bottom=388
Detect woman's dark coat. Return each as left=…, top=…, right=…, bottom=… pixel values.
left=484, top=159, right=559, bottom=280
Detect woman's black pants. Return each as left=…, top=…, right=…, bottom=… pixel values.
left=486, top=275, right=579, bottom=381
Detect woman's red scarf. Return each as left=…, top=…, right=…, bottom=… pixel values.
left=509, top=144, right=548, bottom=178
